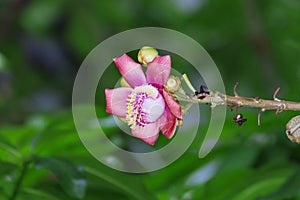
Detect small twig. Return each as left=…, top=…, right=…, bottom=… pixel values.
left=258, top=108, right=265, bottom=127
left=273, top=87, right=281, bottom=101
left=234, top=82, right=239, bottom=97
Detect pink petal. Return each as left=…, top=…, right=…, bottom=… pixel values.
left=114, top=54, right=146, bottom=87
left=131, top=123, right=160, bottom=145
left=105, top=87, right=133, bottom=117
left=158, top=107, right=177, bottom=139
left=163, top=89, right=182, bottom=119
left=146, top=55, right=171, bottom=85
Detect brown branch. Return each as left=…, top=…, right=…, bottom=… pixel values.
left=175, top=73, right=300, bottom=132
left=175, top=91, right=300, bottom=128
left=194, top=93, right=300, bottom=111
left=177, top=75, right=300, bottom=112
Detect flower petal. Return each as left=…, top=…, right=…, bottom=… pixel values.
left=163, top=89, right=182, bottom=119
left=105, top=87, right=133, bottom=117
left=159, top=107, right=177, bottom=139
left=146, top=55, right=171, bottom=85
left=114, top=54, right=146, bottom=87
left=131, top=122, right=160, bottom=145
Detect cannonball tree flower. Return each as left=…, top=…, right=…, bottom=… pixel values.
left=105, top=51, right=182, bottom=145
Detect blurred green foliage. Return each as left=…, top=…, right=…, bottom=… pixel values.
left=0, top=0, right=300, bottom=199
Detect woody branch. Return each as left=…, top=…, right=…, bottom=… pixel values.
left=174, top=74, right=300, bottom=112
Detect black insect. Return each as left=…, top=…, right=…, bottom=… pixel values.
left=195, top=85, right=210, bottom=99
left=233, top=113, right=247, bottom=126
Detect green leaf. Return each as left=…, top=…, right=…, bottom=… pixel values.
left=33, top=156, right=86, bottom=199
left=260, top=168, right=300, bottom=199
left=20, top=0, right=64, bottom=35
left=0, top=134, right=21, bottom=159
left=0, top=160, right=17, bottom=175
left=85, top=166, right=155, bottom=200
left=29, top=110, right=80, bottom=155
left=0, top=160, right=16, bottom=198
left=202, top=166, right=295, bottom=200
left=218, top=142, right=261, bottom=172
left=231, top=176, right=286, bottom=200
left=0, top=125, right=38, bottom=158
left=21, top=187, right=60, bottom=200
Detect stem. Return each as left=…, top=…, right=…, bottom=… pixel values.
left=182, top=74, right=197, bottom=93
left=180, top=74, right=300, bottom=112
left=198, top=94, right=300, bottom=111
left=9, top=159, right=31, bottom=200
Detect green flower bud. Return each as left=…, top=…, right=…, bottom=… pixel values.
left=166, top=75, right=181, bottom=93
left=138, top=46, right=158, bottom=65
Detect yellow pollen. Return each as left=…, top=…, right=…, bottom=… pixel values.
left=125, top=84, right=159, bottom=129
left=130, top=85, right=158, bottom=98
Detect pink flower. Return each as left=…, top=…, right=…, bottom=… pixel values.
left=105, top=54, right=182, bottom=145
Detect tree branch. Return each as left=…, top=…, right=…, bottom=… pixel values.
left=176, top=74, right=300, bottom=112
left=196, top=93, right=300, bottom=111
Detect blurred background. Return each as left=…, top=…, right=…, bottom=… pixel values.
left=1, top=0, right=300, bottom=199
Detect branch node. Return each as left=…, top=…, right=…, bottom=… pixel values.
left=275, top=104, right=286, bottom=115
left=254, top=96, right=261, bottom=103
left=273, top=87, right=281, bottom=102
left=234, top=82, right=239, bottom=97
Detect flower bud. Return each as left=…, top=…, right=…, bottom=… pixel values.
left=177, top=119, right=183, bottom=126
left=166, top=75, right=181, bottom=93
left=138, top=46, right=158, bottom=65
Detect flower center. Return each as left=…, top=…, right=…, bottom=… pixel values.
left=126, top=85, right=165, bottom=129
